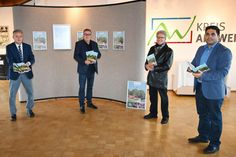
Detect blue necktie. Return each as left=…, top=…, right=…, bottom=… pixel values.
left=18, top=45, right=23, bottom=62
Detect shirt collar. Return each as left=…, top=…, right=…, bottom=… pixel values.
left=204, top=42, right=218, bottom=50
left=15, top=43, right=23, bottom=47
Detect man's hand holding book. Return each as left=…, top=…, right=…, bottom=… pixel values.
left=13, top=62, right=31, bottom=74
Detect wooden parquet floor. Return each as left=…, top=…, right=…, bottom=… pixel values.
left=0, top=80, right=236, bottom=157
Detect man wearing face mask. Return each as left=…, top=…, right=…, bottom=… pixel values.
left=144, top=30, right=173, bottom=124
left=188, top=26, right=232, bottom=154
left=74, top=28, right=101, bottom=114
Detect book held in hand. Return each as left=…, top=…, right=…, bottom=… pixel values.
left=187, top=62, right=210, bottom=73
left=146, top=54, right=157, bottom=65
left=13, top=63, right=31, bottom=73
left=86, top=51, right=98, bottom=63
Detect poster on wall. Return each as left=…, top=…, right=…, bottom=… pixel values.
left=113, top=31, right=125, bottom=50
left=32, top=31, right=47, bottom=51
left=0, top=26, right=9, bottom=49
left=53, top=24, right=71, bottom=50
left=126, top=81, right=147, bottom=110
left=77, top=31, right=83, bottom=41
left=96, top=31, right=108, bottom=49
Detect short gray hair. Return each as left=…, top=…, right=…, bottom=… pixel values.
left=156, top=30, right=166, bottom=38
left=13, top=29, right=23, bottom=34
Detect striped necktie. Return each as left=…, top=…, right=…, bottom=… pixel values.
left=18, top=45, right=23, bottom=62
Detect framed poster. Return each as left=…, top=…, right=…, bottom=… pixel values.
left=0, top=26, right=9, bottom=48
left=96, top=31, right=108, bottom=49
left=32, top=31, right=47, bottom=51
left=53, top=24, right=71, bottom=50
left=113, top=31, right=125, bottom=50
left=126, top=81, right=147, bottom=110
left=77, top=31, right=83, bottom=41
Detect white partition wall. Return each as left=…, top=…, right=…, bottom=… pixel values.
left=14, top=2, right=146, bottom=102
left=146, top=0, right=236, bottom=91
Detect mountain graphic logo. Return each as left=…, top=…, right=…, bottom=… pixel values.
left=148, top=16, right=196, bottom=45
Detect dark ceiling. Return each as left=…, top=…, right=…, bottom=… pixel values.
left=0, top=0, right=31, bottom=7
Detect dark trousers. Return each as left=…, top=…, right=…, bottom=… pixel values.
left=195, top=83, right=224, bottom=147
left=79, top=71, right=95, bottom=107
left=149, top=86, right=169, bottom=118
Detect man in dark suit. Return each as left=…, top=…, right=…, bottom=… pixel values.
left=6, top=29, right=35, bottom=121
left=188, top=26, right=232, bottom=154
left=144, top=30, right=173, bottom=124
left=74, top=28, right=101, bottom=113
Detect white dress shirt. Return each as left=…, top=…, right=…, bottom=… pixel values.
left=14, top=43, right=31, bottom=66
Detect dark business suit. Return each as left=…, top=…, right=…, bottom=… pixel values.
left=6, top=42, right=35, bottom=116
left=191, top=43, right=232, bottom=147
left=6, top=42, right=35, bottom=80
left=145, top=43, right=173, bottom=118
left=73, top=40, right=101, bottom=107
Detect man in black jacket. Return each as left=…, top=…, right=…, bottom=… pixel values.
left=144, top=30, right=173, bottom=124
left=74, top=28, right=101, bottom=113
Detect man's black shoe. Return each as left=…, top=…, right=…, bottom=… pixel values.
left=27, top=110, right=35, bottom=118
left=188, top=136, right=208, bottom=143
left=203, top=145, right=219, bottom=154
left=161, top=117, right=169, bottom=124
left=80, top=106, right=85, bottom=114
left=143, top=113, right=157, bottom=119
left=87, top=103, right=98, bottom=109
left=10, top=114, right=17, bottom=121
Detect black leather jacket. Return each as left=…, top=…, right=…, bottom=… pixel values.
left=145, top=43, right=173, bottom=89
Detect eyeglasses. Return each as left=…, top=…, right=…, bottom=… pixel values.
left=84, top=33, right=91, bottom=36
left=157, top=36, right=165, bottom=39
